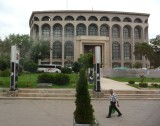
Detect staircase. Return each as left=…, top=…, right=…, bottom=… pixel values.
left=0, top=88, right=160, bottom=100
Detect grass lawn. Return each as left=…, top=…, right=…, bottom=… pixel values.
left=0, top=73, right=94, bottom=89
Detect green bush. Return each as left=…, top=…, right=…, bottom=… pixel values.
left=128, top=80, right=135, bottom=84
left=0, top=80, right=5, bottom=86
left=0, top=69, right=10, bottom=77
left=139, top=83, right=148, bottom=88
left=54, top=74, right=70, bottom=85
left=37, top=73, right=54, bottom=83
left=61, top=67, right=72, bottom=74
left=151, top=83, right=159, bottom=87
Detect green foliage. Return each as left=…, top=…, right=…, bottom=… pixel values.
left=37, top=73, right=54, bottom=83
left=61, top=67, right=72, bottom=74
left=0, top=80, right=5, bottom=86
left=54, top=74, right=70, bottom=85
left=0, top=58, right=8, bottom=71
left=133, top=62, right=142, bottom=68
left=0, top=69, right=10, bottom=77
left=74, top=68, right=94, bottom=124
left=128, top=80, right=135, bottom=84
left=139, top=83, right=148, bottom=88
left=23, top=60, right=38, bottom=73
left=72, top=62, right=83, bottom=73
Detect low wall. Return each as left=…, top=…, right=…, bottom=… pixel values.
left=101, top=68, right=160, bottom=78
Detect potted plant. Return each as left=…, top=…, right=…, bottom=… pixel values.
left=74, top=68, right=97, bottom=126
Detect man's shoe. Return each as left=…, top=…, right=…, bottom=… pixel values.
left=106, top=116, right=111, bottom=118
left=117, top=114, right=122, bottom=117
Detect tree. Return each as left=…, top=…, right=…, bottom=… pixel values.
left=74, top=68, right=94, bottom=124
left=23, top=60, right=38, bottom=73
left=72, top=61, right=83, bottom=73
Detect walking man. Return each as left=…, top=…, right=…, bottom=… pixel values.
left=106, top=89, right=122, bottom=118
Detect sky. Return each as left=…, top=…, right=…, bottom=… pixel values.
left=0, top=0, right=160, bottom=40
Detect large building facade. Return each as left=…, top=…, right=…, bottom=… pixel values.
left=29, top=10, right=150, bottom=68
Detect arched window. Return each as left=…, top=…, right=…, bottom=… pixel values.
left=112, top=17, right=121, bottom=22
left=100, top=16, right=109, bottom=21
left=123, top=17, right=132, bottom=22
left=53, top=41, right=62, bottom=58
left=112, top=25, right=120, bottom=38
left=77, top=16, right=86, bottom=21
left=65, top=16, right=74, bottom=20
left=34, top=17, right=39, bottom=21
left=53, top=16, right=62, bottom=21
left=53, top=24, right=62, bottom=36
left=112, top=62, right=121, bottom=68
left=65, top=24, right=74, bottom=36
left=65, top=41, right=74, bottom=59
left=76, top=24, right=86, bottom=36
left=124, top=42, right=131, bottom=60
left=134, top=18, right=142, bottom=23
left=134, top=27, right=141, bottom=39
left=100, top=24, right=109, bottom=36
left=42, top=16, right=51, bottom=21
left=112, top=42, right=121, bottom=60
left=42, top=24, right=50, bottom=36
left=88, top=16, right=98, bottom=21
left=88, top=24, right=98, bottom=36
left=123, top=26, right=131, bottom=38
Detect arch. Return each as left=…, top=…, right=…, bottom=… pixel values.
left=112, top=17, right=121, bottom=22
left=34, top=16, right=39, bottom=21
left=42, top=24, right=50, bottom=36
left=88, top=24, right=98, bottom=36
left=53, top=23, right=62, bottom=36
left=134, top=18, right=142, bottom=23
left=112, top=62, right=121, bottom=68
left=100, top=16, right=109, bottom=21
left=112, top=25, right=120, bottom=38
left=100, top=24, right=109, bottom=36
left=88, top=16, right=98, bottom=21
left=76, top=23, right=86, bottom=36
left=53, top=16, right=62, bottom=21
left=123, top=17, right=132, bottom=22
left=53, top=41, right=62, bottom=59
left=64, top=41, right=74, bottom=59
left=145, top=19, right=148, bottom=23
left=134, top=26, right=142, bottom=39
left=76, top=16, right=86, bottom=21
left=124, top=42, right=131, bottom=60
left=65, top=16, right=74, bottom=20
left=65, top=23, right=74, bottom=36
left=112, top=41, right=121, bottom=60
left=123, top=25, right=131, bottom=38
left=42, top=16, right=51, bottom=21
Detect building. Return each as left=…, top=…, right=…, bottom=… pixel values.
left=29, top=10, right=150, bottom=68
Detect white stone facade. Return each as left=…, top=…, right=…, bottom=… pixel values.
left=29, top=10, right=149, bottom=68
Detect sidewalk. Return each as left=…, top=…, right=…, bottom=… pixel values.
left=100, top=77, right=138, bottom=90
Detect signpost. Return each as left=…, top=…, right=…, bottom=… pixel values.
left=94, top=46, right=101, bottom=92
left=10, top=45, right=20, bottom=91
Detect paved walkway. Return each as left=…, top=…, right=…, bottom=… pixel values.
left=100, top=77, right=138, bottom=90
left=0, top=99, right=159, bottom=126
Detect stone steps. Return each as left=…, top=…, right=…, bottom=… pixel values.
left=0, top=88, right=160, bottom=100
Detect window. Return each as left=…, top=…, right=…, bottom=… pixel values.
left=112, top=25, right=120, bottom=38
left=123, top=26, right=131, bottom=38
left=42, top=16, right=51, bottom=21
left=34, top=17, right=39, bottom=21
left=65, top=41, right=74, bottom=58
left=123, top=17, right=132, bottom=22
left=112, top=42, right=121, bottom=60
left=134, top=27, right=141, bottom=39
left=112, top=17, right=121, bottom=22
left=65, top=16, right=74, bottom=20
left=53, top=24, right=62, bottom=36
left=42, top=24, right=50, bottom=36
left=53, top=16, right=62, bottom=21
left=77, top=16, right=86, bottom=21
left=53, top=41, right=62, bottom=58
left=65, top=24, right=74, bottom=36
left=88, top=24, right=98, bottom=36
left=76, top=24, right=86, bottom=36
left=134, top=18, right=142, bottom=23
left=124, top=42, right=131, bottom=60
left=100, top=25, right=109, bottom=36
left=88, top=16, right=98, bottom=21
left=100, top=16, right=109, bottom=21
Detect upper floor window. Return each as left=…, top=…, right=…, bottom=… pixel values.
left=100, top=16, right=109, bottom=21
left=112, top=17, right=121, bottom=22
left=124, top=42, right=131, bottom=60
left=100, top=24, right=109, bottom=36
left=134, top=18, right=142, bottom=23
left=77, top=16, right=86, bottom=21
left=53, top=16, right=62, bottom=21
left=112, top=42, right=121, bottom=60
left=42, top=16, right=51, bottom=21
left=42, top=24, right=50, bottom=36
left=88, top=24, right=98, bottom=36
left=123, top=26, right=131, bottom=38
left=134, top=27, right=141, bottom=39
left=65, top=41, right=74, bottom=58
left=65, top=16, right=74, bottom=21
left=53, top=41, right=62, bottom=58
left=65, top=24, right=74, bottom=36
left=88, top=16, right=98, bottom=21
left=53, top=24, right=62, bottom=36
left=123, top=17, right=132, bottom=22
left=76, top=24, right=86, bottom=36
left=112, top=25, right=120, bottom=38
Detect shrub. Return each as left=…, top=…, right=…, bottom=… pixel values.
left=54, top=74, right=70, bottom=85
left=151, top=83, right=159, bottom=87
left=0, top=69, right=10, bottom=77
left=0, top=80, right=5, bottom=86
left=139, top=83, right=148, bottom=88
left=128, top=80, right=135, bottom=84
left=61, top=67, right=72, bottom=74
left=37, top=73, right=54, bottom=83
left=74, top=68, right=94, bottom=124
left=24, top=60, right=38, bottom=73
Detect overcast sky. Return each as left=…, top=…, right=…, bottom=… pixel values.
left=0, top=0, right=160, bottom=40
